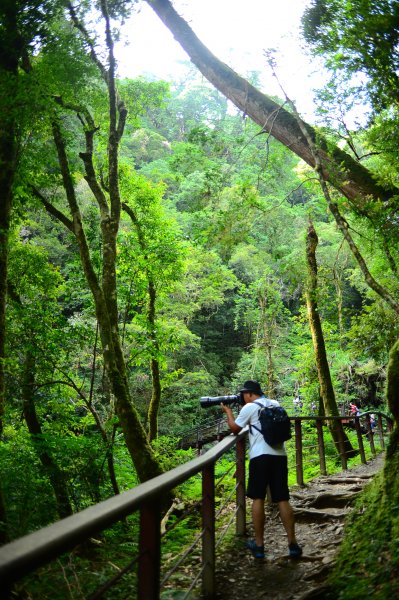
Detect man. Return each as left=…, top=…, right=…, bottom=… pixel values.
left=221, top=380, right=302, bottom=559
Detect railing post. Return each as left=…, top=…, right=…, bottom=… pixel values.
left=365, top=414, right=376, bottom=456
left=138, top=500, right=161, bottom=600
left=202, top=464, right=215, bottom=600
left=294, top=419, right=304, bottom=486
left=336, top=421, right=348, bottom=470
left=236, top=436, right=246, bottom=536
left=315, top=419, right=327, bottom=475
left=354, top=416, right=367, bottom=464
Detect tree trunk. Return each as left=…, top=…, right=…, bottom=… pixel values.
left=122, top=204, right=163, bottom=442
left=0, top=68, right=17, bottom=435
left=43, top=5, right=164, bottom=484
left=306, top=222, right=356, bottom=457
left=145, top=0, right=395, bottom=206
left=87, top=327, right=121, bottom=496
left=86, top=395, right=121, bottom=497
left=22, top=351, right=73, bottom=519
left=387, top=338, right=399, bottom=427
left=147, top=280, right=162, bottom=441
left=0, top=486, right=7, bottom=545
left=333, top=267, right=344, bottom=341
left=0, top=134, right=13, bottom=436
left=258, top=293, right=276, bottom=398
left=148, top=357, right=161, bottom=441
left=0, top=4, right=20, bottom=542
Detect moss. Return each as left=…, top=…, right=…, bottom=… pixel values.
left=387, top=338, right=399, bottom=425
left=328, top=433, right=399, bottom=598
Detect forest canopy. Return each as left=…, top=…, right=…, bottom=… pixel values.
left=0, top=2, right=398, bottom=594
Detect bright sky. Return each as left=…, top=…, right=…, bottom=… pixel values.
left=116, top=0, right=323, bottom=120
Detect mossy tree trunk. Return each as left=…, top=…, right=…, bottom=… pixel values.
left=258, top=292, right=277, bottom=398
left=387, top=338, right=399, bottom=428
left=147, top=281, right=162, bottom=442
left=306, top=222, right=356, bottom=457
left=0, top=0, right=21, bottom=543
left=36, top=5, right=163, bottom=483
left=122, top=203, right=162, bottom=442
left=0, top=111, right=13, bottom=544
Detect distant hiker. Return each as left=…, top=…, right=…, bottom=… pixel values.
left=221, top=380, right=302, bottom=559
left=293, top=395, right=302, bottom=413
left=370, top=414, right=376, bottom=432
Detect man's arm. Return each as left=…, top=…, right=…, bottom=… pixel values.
left=221, top=404, right=242, bottom=435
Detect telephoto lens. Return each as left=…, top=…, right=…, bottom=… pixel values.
left=200, top=394, right=240, bottom=408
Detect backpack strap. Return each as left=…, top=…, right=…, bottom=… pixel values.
left=249, top=401, right=265, bottom=435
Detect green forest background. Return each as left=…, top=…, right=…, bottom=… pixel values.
left=1, top=1, right=399, bottom=598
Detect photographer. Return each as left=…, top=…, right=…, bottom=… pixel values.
left=221, top=380, right=302, bottom=559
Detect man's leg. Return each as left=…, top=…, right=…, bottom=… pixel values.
left=278, top=500, right=296, bottom=544
left=252, top=498, right=265, bottom=546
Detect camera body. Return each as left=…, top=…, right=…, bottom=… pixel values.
left=200, top=393, right=243, bottom=408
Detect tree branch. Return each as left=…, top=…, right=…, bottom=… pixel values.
left=283, top=95, right=399, bottom=315
left=145, top=0, right=395, bottom=206
left=30, top=185, right=74, bottom=231
left=67, top=2, right=108, bottom=82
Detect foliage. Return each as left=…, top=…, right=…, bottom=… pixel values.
left=1, top=13, right=399, bottom=600
left=302, top=0, right=399, bottom=111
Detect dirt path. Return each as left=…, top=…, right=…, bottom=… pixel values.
left=214, top=453, right=385, bottom=600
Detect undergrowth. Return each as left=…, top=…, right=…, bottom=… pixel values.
left=326, top=429, right=399, bottom=599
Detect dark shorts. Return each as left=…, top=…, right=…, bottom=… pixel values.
left=246, top=454, right=289, bottom=502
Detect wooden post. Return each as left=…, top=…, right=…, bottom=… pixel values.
left=202, top=464, right=215, bottom=600
left=295, top=419, right=304, bottom=486
left=236, top=436, right=246, bottom=536
left=336, top=420, right=348, bottom=470
left=377, top=413, right=385, bottom=449
left=138, top=501, right=161, bottom=600
left=316, top=419, right=327, bottom=475
left=354, top=417, right=367, bottom=464
left=365, top=414, right=376, bottom=457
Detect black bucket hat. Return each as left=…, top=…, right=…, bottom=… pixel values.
left=239, top=380, right=264, bottom=395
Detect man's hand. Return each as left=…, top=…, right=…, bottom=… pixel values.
left=221, top=402, right=242, bottom=434
left=220, top=402, right=233, bottom=415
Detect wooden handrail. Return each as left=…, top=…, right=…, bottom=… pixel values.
left=0, top=430, right=247, bottom=598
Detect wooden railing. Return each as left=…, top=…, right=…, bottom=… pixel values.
left=0, top=411, right=393, bottom=600
left=0, top=432, right=247, bottom=600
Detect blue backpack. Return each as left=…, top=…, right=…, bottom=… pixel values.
left=251, top=401, right=292, bottom=446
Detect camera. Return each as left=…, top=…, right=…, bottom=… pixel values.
left=200, top=393, right=243, bottom=408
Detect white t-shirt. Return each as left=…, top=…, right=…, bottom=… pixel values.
left=235, top=396, right=287, bottom=459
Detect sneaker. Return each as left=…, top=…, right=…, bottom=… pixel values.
left=245, top=539, right=265, bottom=559
left=288, top=542, right=303, bottom=558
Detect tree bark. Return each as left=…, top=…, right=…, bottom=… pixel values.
left=0, top=41, right=18, bottom=435
left=258, top=292, right=277, bottom=398
left=148, top=281, right=162, bottom=442
left=0, top=1, right=21, bottom=543
left=145, top=0, right=395, bottom=206
left=387, top=338, right=399, bottom=427
left=306, top=222, right=356, bottom=457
